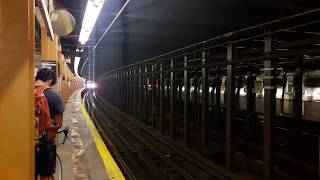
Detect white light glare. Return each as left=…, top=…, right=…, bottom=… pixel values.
left=74, top=56, right=81, bottom=77
left=276, top=87, right=283, bottom=99
left=74, top=57, right=85, bottom=80
left=304, top=87, right=320, bottom=101
left=79, top=0, right=106, bottom=45
left=76, top=49, right=79, bottom=52
left=86, top=82, right=97, bottom=89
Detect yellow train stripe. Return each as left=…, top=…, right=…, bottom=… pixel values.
left=80, top=95, right=125, bottom=180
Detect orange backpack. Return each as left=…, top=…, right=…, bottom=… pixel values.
left=34, top=85, right=54, bottom=143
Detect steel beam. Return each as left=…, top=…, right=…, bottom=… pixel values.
left=170, top=59, right=176, bottom=139
left=226, top=44, right=236, bottom=170
left=184, top=55, right=190, bottom=146
left=201, top=51, right=209, bottom=148
left=263, top=36, right=275, bottom=180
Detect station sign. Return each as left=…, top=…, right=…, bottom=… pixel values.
left=41, top=61, right=57, bottom=73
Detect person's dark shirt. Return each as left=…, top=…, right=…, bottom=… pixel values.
left=44, top=89, right=64, bottom=119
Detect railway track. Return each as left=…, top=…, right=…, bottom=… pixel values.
left=83, top=90, right=232, bottom=180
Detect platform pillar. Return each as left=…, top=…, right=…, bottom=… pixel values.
left=263, top=36, right=275, bottom=180
left=201, top=51, right=208, bottom=148
left=184, top=55, right=190, bottom=146
left=0, top=0, right=34, bottom=179
left=151, top=65, right=156, bottom=129
left=226, top=44, right=236, bottom=170
left=170, top=59, right=176, bottom=139
left=159, top=63, right=164, bottom=134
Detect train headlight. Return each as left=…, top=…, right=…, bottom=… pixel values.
left=86, top=82, right=97, bottom=89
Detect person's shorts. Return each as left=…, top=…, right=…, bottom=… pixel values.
left=35, top=142, right=56, bottom=176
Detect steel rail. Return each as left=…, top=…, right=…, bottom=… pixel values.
left=91, top=94, right=197, bottom=180
left=82, top=91, right=137, bottom=180
left=95, top=92, right=234, bottom=180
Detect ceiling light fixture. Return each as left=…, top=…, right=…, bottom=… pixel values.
left=79, top=0, right=106, bottom=45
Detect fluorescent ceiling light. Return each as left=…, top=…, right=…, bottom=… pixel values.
left=79, top=0, right=106, bottom=45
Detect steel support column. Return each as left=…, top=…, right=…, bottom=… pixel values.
left=145, top=65, right=149, bottom=123
left=151, top=65, right=156, bottom=128
left=293, top=57, right=303, bottom=135
left=121, top=72, right=124, bottom=111
left=184, top=55, right=190, bottom=146
left=123, top=71, right=126, bottom=111
left=246, top=70, right=256, bottom=134
left=129, top=69, right=132, bottom=115
left=215, top=68, right=221, bottom=125
left=201, top=51, right=209, bottom=148
left=118, top=72, right=121, bottom=108
left=263, top=36, right=275, bottom=180
left=170, top=59, right=176, bottom=139
left=124, top=71, right=127, bottom=112
left=127, top=70, right=129, bottom=112
left=116, top=72, right=119, bottom=107
left=160, top=63, right=164, bottom=134
left=139, top=67, right=143, bottom=120
left=125, top=71, right=128, bottom=112
left=114, top=73, right=117, bottom=106
left=226, top=44, right=236, bottom=170
left=133, top=68, right=137, bottom=117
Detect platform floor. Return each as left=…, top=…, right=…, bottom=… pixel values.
left=57, top=90, right=108, bottom=180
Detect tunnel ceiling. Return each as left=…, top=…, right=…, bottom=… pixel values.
left=56, top=0, right=320, bottom=77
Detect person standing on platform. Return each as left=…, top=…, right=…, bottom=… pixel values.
left=34, top=68, right=64, bottom=180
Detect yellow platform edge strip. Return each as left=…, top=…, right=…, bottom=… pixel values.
left=79, top=95, right=125, bottom=180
